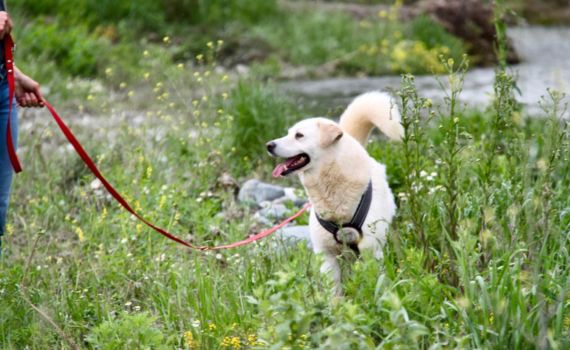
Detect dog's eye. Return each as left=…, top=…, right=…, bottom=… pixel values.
left=295, top=132, right=304, bottom=139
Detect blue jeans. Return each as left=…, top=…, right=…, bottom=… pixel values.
left=0, top=79, right=18, bottom=252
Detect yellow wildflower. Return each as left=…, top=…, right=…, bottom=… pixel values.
left=75, top=227, right=85, bottom=242
left=247, top=334, right=259, bottom=346
left=230, top=336, right=241, bottom=348
left=221, top=336, right=232, bottom=347
left=184, top=331, right=197, bottom=349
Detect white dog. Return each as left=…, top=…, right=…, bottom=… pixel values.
left=267, top=92, right=403, bottom=292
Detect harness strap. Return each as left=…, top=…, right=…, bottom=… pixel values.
left=316, top=180, right=373, bottom=254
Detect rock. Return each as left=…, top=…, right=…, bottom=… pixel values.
left=422, top=0, right=520, bottom=65
left=218, top=172, right=238, bottom=189
left=238, top=179, right=286, bottom=206
left=274, top=187, right=308, bottom=207
left=276, top=225, right=312, bottom=247
left=257, top=202, right=288, bottom=221
left=218, top=172, right=239, bottom=196
left=235, top=64, right=250, bottom=75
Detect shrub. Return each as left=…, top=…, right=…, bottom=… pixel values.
left=222, top=80, right=300, bottom=159
left=15, top=17, right=108, bottom=77
left=86, top=312, right=168, bottom=350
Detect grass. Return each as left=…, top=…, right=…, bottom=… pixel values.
left=1, top=2, right=570, bottom=349
left=256, top=12, right=464, bottom=76
left=1, top=34, right=570, bottom=349
left=10, top=0, right=465, bottom=83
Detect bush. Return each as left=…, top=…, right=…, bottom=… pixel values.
left=86, top=312, right=168, bottom=350
left=15, top=17, right=108, bottom=77
left=257, top=10, right=465, bottom=76
left=222, top=80, right=300, bottom=159
left=12, top=0, right=278, bottom=33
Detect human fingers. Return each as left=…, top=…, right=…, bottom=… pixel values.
left=21, top=93, right=32, bottom=107
left=33, top=86, right=45, bottom=107
left=27, top=92, right=39, bottom=107
left=21, top=92, right=36, bottom=107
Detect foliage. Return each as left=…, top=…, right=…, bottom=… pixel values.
left=257, top=10, right=464, bottom=76
left=1, top=2, right=569, bottom=349
left=1, top=43, right=569, bottom=347
left=12, top=0, right=277, bottom=31
left=222, top=80, right=301, bottom=159
left=86, top=312, right=168, bottom=350
left=15, top=17, right=108, bottom=77
left=11, top=0, right=465, bottom=80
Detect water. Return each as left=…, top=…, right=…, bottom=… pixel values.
left=281, top=27, right=570, bottom=116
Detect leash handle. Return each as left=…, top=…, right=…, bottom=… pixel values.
left=43, top=100, right=309, bottom=251
left=4, top=34, right=22, bottom=173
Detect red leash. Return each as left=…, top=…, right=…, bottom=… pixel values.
left=4, top=34, right=309, bottom=251
left=4, top=34, right=21, bottom=173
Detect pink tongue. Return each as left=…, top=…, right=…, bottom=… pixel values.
left=272, top=163, right=287, bottom=177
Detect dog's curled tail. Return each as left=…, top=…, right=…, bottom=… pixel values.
left=339, top=91, right=404, bottom=145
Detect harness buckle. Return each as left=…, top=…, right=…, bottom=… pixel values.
left=336, top=226, right=361, bottom=245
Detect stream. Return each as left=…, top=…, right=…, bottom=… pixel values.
left=282, top=26, right=570, bottom=116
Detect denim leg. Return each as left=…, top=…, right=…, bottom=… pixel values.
left=0, top=80, right=18, bottom=252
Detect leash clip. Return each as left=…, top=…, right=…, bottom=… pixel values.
left=336, top=226, right=361, bottom=245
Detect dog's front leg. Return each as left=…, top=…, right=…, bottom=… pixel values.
left=321, top=254, right=342, bottom=296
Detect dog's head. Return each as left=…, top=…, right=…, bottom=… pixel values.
left=266, top=118, right=343, bottom=177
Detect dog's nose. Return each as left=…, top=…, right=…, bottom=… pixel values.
left=266, top=141, right=276, bottom=153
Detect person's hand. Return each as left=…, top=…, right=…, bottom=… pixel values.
left=14, top=68, right=44, bottom=108
left=0, top=11, right=12, bottom=39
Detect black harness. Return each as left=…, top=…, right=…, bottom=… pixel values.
left=316, top=181, right=373, bottom=255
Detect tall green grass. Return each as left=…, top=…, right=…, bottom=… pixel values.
left=11, top=0, right=466, bottom=81
left=1, top=2, right=569, bottom=349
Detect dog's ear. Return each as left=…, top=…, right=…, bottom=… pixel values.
left=318, top=121, right=343, bottom=147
